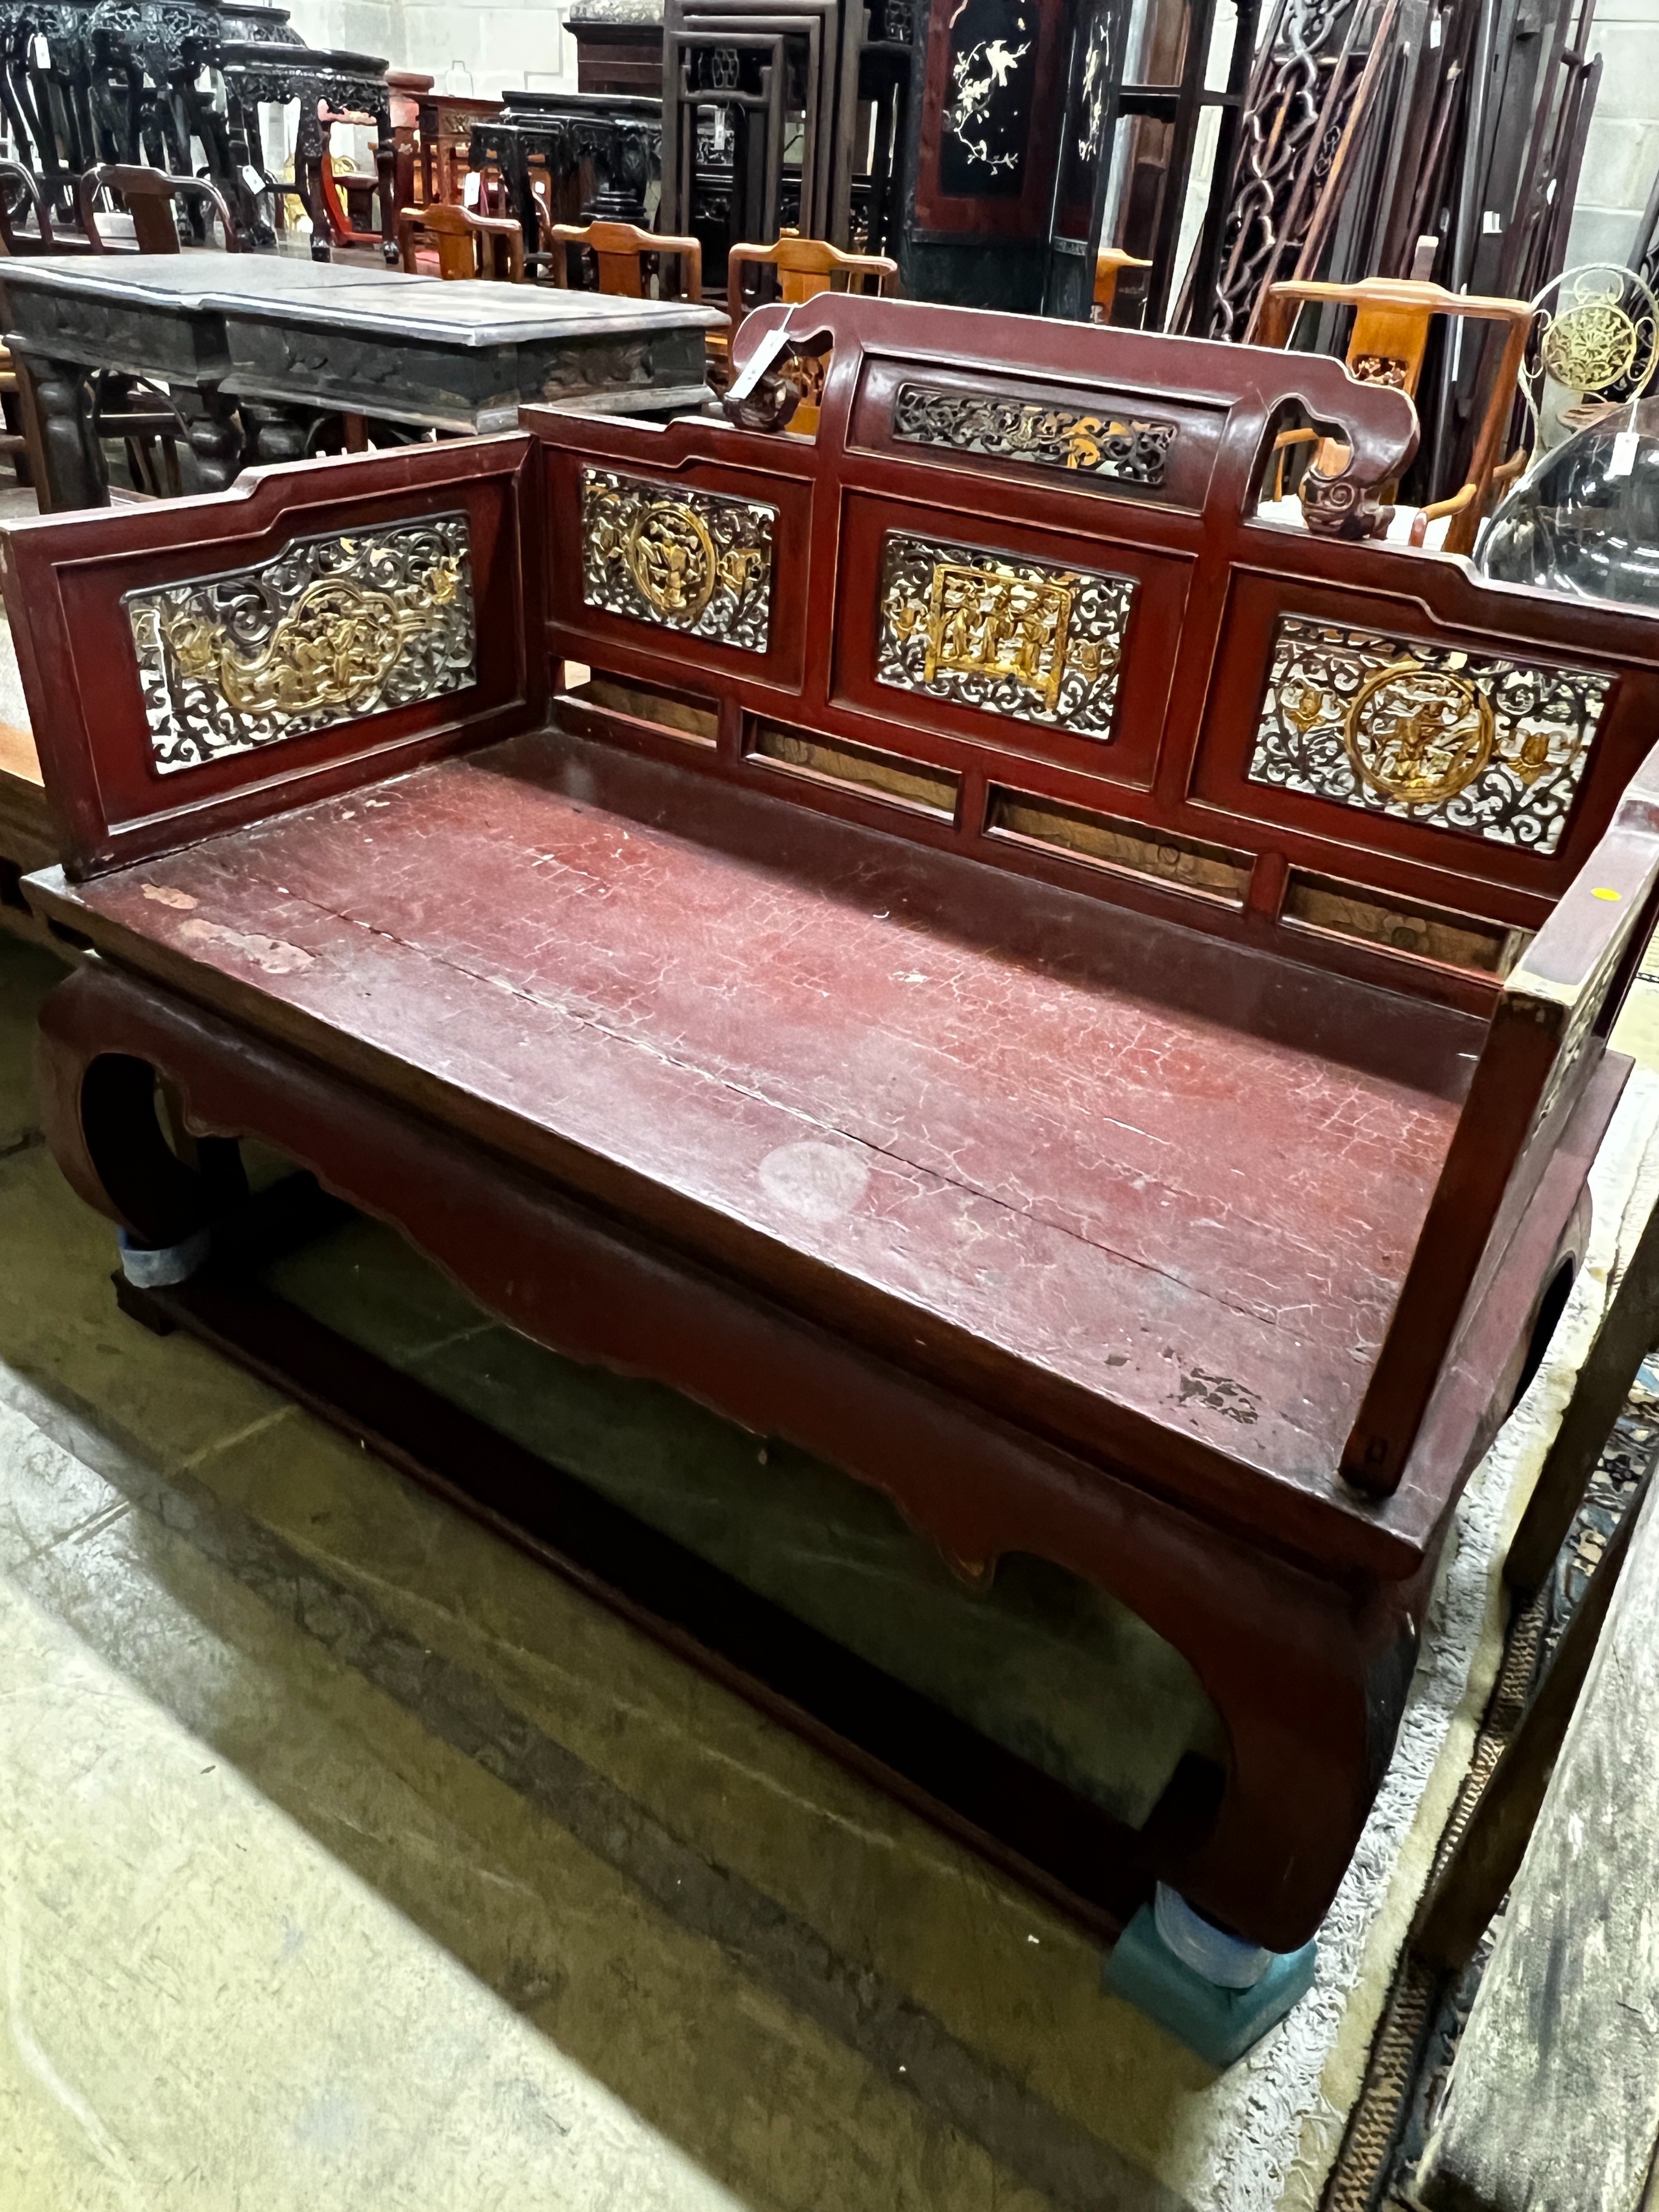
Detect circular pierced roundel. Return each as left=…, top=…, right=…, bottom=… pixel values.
left=1343, top=663, right=1494, bottom=805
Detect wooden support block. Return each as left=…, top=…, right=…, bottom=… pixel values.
left=1415, top=1475, right=1659, bottom=2212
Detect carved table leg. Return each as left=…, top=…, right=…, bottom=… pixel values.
left=177, top=385, right=246, bottom=495
left=12, top=349, right=105, bottom=511
left=293, top=101, right=333, bottom=261
left=373, top=100, right=399, bottom=264
left=590, top=119, right=654, bottom=225
left=240, top=400, right=318, bottom=467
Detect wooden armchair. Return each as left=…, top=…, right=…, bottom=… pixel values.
left=69, top=166, right=240, bottom=498
left=548, top=218, right=702, bottom=302
left=396, top=200, right=524, bottom=282
left=75, top=165, right=242, bottom=255
left=314, top=107, right=401, bottom=259
left=727, top=230, right=896, bottom=322
left=1259, top=276, right=1532, bottom=555
left=725, top=231, right=896, bottom=430
left=1093, top=245, right=1152, bottom=323
left=0, top=161, right=63, bottom=258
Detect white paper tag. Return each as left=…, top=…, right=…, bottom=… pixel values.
left=30, top=31, right=48, bottom=67
left=1429, top=11, right=1442, bottom=43
left=1481, top=208, right=1502, bottom=233
left=713, top=106, right=729, bottom=153
left=241, top=163, right=265, bottom=194
left=1609, top=428, right=1640, bottom=479
left=462, top=168, right=482, bottom=207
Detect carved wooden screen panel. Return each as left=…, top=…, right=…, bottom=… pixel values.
left=1189, top=557, right=1659, bottom=953
left=125, top=515, right=477, bottom=776
left=2, top=435, right=542, bottom=880
left=531, top=296, right=1659, bottom=1013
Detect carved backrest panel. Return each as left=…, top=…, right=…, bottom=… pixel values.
left=1, top=436, right=539, bottom=878
left=529, top=294, right=1659, bottom=1015
left=127, top=515, right=476, bottom=774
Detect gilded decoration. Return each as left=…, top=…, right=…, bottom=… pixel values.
left=876, top=533, right=1134, bottom=737
left=126, top=516, right=474, bottom=775
left=1350, top=353, right=1410, bottom=389
left=892, top=381, right=1176, bottom=487
left=1247, top=615, right=1610, bottom=852
left=1539, top=291, right=1640, bottom=392
left=581, top=468, right=774, bottom=652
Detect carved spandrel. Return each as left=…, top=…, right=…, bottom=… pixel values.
left=126, top=515, right=475, bottom=775
left=580, top=469, right=774, bottom=652
left=1247, top=615, right=1611, bottom=853
left=876, top=532, right=1134, bottom=738
left=892, top=382, right=1176, bottom=489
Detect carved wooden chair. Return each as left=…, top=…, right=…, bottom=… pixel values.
left=0, top=174, right=42, bottom=482
left=1258, top=276, right=1532, bottom=555
left=72, top=165, right=242, bottom=498
left=315, top=108, right=399, bottom=255
left=1093, top=245, right=1152, bottom=323
left=395, top=200, right=525, bottom=283
left=547, top=218, right=703, bottom=304
left=725, top=231, right=897, bottom=430
left=75, top=164, right=244, bottom=254
left=0, top=160, right=64, bottom=258
left=386, top=69, right=433, bottom=212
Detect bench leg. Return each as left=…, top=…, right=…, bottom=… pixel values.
left=1105, top=1881, right=1318, bottom=2066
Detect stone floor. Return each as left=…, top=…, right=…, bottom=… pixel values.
left=0, top=931, right=1212, bottom=2212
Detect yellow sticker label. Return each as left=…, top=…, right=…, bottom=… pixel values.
left=1592, top=887, right=1622, bottom=901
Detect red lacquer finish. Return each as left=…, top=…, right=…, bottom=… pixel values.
left=9, top=296, right=1658, bottom=1946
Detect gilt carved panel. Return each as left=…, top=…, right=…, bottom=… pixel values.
left=126, top=516, right=475, bottom=776
left=875, top=532, right=1135, bottom=738
left=580, top=468, right=774, bottom=652
left=1246, top=616, right=1611, bottom=852
left=892, top=382, right=1176, bottom=488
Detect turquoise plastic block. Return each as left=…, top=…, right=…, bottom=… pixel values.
left=1103, top=1905, right=1318, bottom=2068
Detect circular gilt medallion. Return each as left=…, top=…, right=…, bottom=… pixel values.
left=1540, top=297, right=1639, bottom=394
left=624, top=501, right=716, bottom=622
left=1344, top=663, right=1494, bottom=806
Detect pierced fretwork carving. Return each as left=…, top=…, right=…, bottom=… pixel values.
left=876, top=532, right=1134, bottom=737
left=891, top=382, right=1176, bottom=487
left=1247, top=615, right=1611, bottom=852
left=126, top=516, right=474, bottom=774
left=581, top=470, right=775, bottom=652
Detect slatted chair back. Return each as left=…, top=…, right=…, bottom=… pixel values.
left=75, top=165, right=244, bottom=255
left=726, top=230, right=895, bottom=325
left=726, top=231, right=895, bottom=431
left=0, top=161, right=58, bottom=257
left=1260, top=275, right=1532, bottom=554
left=548, top=218, right=702, bottom=304
left=396, top=200, right=524, bottom=283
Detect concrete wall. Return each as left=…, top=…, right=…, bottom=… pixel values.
left=1561, top=0, right=1659, bottom=270
left=287, top=0, right=579, bottom=98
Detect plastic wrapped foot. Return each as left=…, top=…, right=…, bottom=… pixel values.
left=117, top=1225, right=211, bottom=1289
left=1103, top=1883, right=1318, bottom=2067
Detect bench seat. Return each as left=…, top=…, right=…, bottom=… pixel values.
left=43, top=724, right=1476, bottom=1527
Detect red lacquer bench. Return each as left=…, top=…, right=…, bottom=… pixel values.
left=7, top=298, right=1659, bottom=1984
